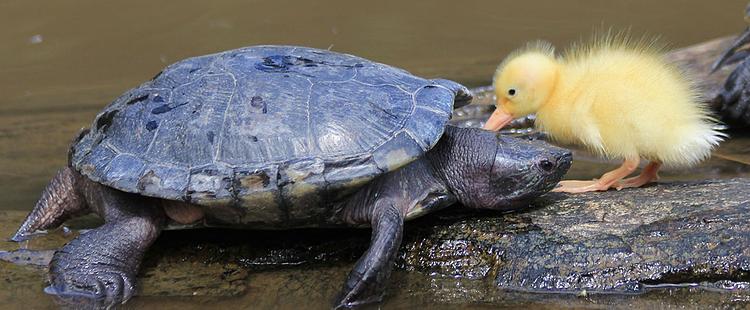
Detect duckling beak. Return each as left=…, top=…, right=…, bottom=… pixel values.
left=711, top=26, right=750, bottom=73
left=483, top=108, right=514, bottom=131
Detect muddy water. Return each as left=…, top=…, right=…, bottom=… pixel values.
left=1, top=0, right=748, bottom=209
left=2, top=0, right=750, bottom=309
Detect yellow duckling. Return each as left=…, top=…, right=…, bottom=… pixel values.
left=483, top=34, right=725, bottom=193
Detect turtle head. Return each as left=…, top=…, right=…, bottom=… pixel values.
left=480, top=134, right=571, bottom=210
left=429, top=126, right=571, bottom=211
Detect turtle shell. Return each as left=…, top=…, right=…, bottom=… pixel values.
left=70, top=46, right=461, bottom=209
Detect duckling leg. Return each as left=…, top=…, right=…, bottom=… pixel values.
left=553, top=158, right=640, bottom=193
left=618, top=161, right=661, bottom=189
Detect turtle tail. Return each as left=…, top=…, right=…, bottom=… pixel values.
left=11, top=167, right=89, bottom=242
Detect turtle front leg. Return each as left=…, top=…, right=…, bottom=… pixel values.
left=46, top=180, right=165, bottom=307
left=335, top=200, right=404, bottom=309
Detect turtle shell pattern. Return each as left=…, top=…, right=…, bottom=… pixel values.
left=70, top=46, right=457, bottom=223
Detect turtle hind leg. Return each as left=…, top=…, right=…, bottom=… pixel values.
left=46, top=180, right=165, bottom=307
left=335, top=201, right=404, bottom=309
left=11, top=167, right=88, bottom=242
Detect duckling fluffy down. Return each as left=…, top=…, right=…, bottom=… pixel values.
left=495, top=37, right=725, bottom=167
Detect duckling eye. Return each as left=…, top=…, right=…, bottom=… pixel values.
left=507, top=88, right=517, bottom=97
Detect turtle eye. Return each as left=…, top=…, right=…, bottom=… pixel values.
left=507, top=88, right=517, bottom=97
left=538, top=159, right=555, bottom=172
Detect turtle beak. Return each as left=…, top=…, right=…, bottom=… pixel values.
left=483, top=106, right=514, bottom=131
left=711, top=26, right=750, bottom=73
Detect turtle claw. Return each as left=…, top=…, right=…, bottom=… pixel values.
left=46, top=268, right=136, bottom=308
left=333, top=278, right=386, bottom=310
left=333, top=264, right=386, bottom=309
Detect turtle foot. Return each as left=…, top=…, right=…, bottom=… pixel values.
left=333, top=269, right=386, bottom=310
left=47, top=239, right=137, bottom=308
left=46, top=264, right=135, bottom=308
left=334, top=203, right=404, bottom=309
left=42, top=189, right=164, bottom=308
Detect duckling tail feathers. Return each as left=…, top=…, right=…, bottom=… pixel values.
left=659, top=121, right=726, bottom=168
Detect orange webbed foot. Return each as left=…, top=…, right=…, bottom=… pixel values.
left=552, top=158, right=643, bottom=194
left=617, top=162, right=661, bottom=189
left=552, top=179, right=615, bottom=193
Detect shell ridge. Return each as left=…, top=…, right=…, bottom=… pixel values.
left=213, top=63, right=240, bottom=162
left=353, top=79, right=411, bottom=94
left=405, top=128, right=428, bottom=151
left=143, top=89, right=174, bottom=154
left=304, top=78, right=317, bottom=157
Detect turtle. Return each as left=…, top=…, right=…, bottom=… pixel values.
left=711, top=2, right=750, bottom=128
left=11, top=45, right=572, bottom=308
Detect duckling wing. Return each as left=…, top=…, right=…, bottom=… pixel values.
left=582, top=52, right=723, bottom=166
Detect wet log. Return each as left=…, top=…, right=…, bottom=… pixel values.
left=398, top=178, right=750, bottom=293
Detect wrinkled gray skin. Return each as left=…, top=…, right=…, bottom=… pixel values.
left=711, top=3, right=750, bottom=128
left=11, top=46, right=571, bottom=309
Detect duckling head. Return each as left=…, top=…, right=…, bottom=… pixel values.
left=484, top=41, right=560, bottom=131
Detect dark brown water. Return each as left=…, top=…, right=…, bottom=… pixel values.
left=2, top=0, right=750, bottom=309
left=1, top=0, right=748, bottom=210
